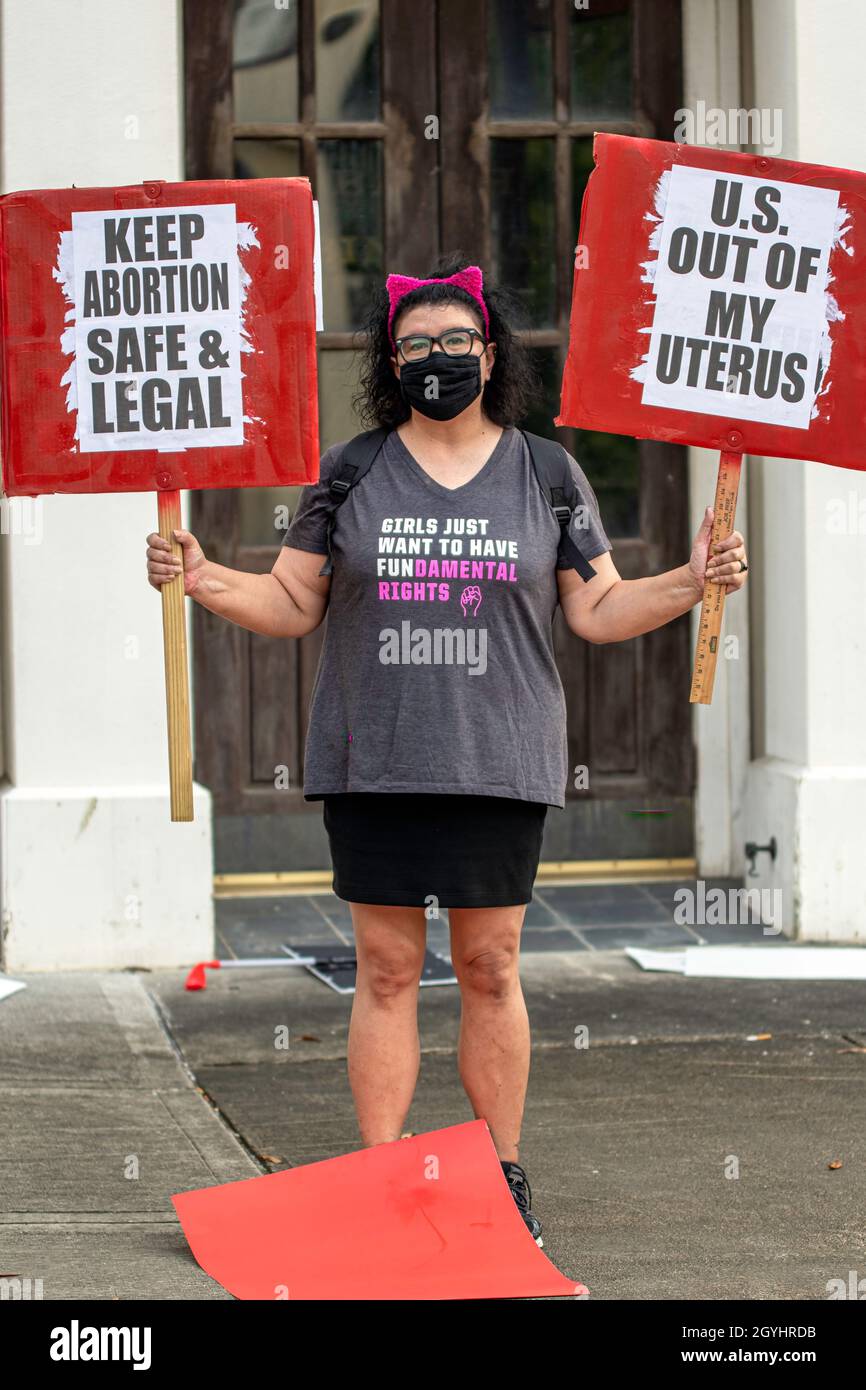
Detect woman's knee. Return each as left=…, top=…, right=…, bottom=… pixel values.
left=351, top=906, right=426, bottom=1002
left=359, top=951, right=423, bottom=1000
left=455, top=943, right=520, bottom=1000
left=355, top=933, right=424, bottom=1001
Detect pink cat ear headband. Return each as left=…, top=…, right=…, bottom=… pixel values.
left=385, top=265, right=491, bottom=347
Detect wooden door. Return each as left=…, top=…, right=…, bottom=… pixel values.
left=184, top=0, right=694, bottom=872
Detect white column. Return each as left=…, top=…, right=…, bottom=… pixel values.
left=744, top=0, right=866, bottom=940
left=0, top=0, right=214, bottom=969
left=681, top=0, right=752, bottom=877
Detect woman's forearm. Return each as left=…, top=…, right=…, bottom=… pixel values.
left=586, top=563, right=703, bottom=644
left=190, top=559, right=307, bottom=638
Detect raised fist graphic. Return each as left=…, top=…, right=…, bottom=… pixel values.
left=460, top=585, right=482, bottom=617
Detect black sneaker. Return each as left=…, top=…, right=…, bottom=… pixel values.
left=500, top=1161, right=543, bottom=1246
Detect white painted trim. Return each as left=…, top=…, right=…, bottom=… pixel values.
left=682, top=2, right=752, bottom=875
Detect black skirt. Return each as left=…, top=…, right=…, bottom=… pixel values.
left=322, top=792, right=548, bottom=908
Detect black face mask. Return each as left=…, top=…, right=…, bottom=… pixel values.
left=398, top=351, right=483, bottom=421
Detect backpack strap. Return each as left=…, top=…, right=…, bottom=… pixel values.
left=521, top=429, right=598, bottom=582
left=318, top=425, right=390, bottom=576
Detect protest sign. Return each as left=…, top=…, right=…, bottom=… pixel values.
left=0, top=178, right=319, bottom=494
left=0, top=178, right=320, bottom=816
left=558, top=135, right=866, bottom=700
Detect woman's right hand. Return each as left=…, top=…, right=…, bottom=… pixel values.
left=146, top=528, right=207, bottom=597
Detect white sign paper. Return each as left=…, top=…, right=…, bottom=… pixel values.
left=640, top=166, right=840, bottom=429
left=313, top=200, right=324, bottom=332
left=70, top=203, right=245, bottom=452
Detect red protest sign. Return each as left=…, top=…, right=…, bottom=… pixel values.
left=558, top=134, right=865, bottom=470
left=173, top=1120, right=585, bottom=1300
left=0, top=177, right=319, bottom=495
left=557, top=135, right=866, bottom=704
left=0, top=178, right=320, bottom=818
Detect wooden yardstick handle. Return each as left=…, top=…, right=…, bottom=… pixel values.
left=157, top=489, right=195, bottom=821
left=689, top=451, right=743, bottom=706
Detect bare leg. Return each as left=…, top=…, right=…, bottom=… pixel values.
left=347, top=903, right=427, bottom=1146
left=448, top=905, right=529, bottom=1163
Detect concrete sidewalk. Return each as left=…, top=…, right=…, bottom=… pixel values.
left=2, top=951, right=865, bottom=1299
left=0, top=972, right=255, bottom=1299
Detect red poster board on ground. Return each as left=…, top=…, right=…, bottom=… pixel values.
left=0, top=178, right=320, bottom=815
left=173, top=1119, right=587, bottom=1301
left=557, top=135, right=866, bottom=702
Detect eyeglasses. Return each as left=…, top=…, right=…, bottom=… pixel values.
left=394, top=327, right=487, bottom=363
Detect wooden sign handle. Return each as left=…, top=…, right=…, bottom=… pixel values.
left=689, top=451, right=743, bottom=706
left=157, top=489, right=194, bottom=821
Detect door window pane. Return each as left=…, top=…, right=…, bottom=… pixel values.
left=239, top=349, right=365, bottom=544
left=233, top=138, right=301, bottom=180
left=488, top=0, right=553, bottom=120
left=574, top=430, right=639, bottom=537
left=522, top=347, right=563, bottom=441
left=233, top=0, right=299, bottom=124
left=318, top=348, right=365, bottom=451
left=317, top=139, right=383, bottom=331
left=316, top=0, right=381, bottom=121
left=490, top=139, right=556, bottom=329
left=570, top=3, right=633, bottom=120
left=572, top=136, right=594, bottom=235
left=523, top=351, right=638, bottom=538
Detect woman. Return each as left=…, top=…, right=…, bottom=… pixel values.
left=146, top=254, right=749, bottom=1242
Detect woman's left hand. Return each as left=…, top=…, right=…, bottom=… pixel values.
left=689, top=506, right=749, bottom=596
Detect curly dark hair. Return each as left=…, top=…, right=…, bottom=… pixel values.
left=352, top=251, right=540, bottom=429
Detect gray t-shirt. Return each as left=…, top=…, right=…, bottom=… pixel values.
left=282, top=425, right=611, bottom=808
